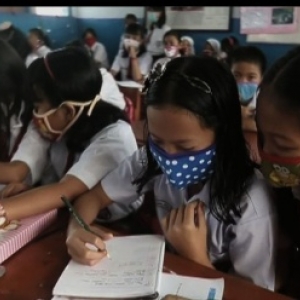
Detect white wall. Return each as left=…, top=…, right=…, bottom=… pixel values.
left=72, top=6, right=144, bottom=19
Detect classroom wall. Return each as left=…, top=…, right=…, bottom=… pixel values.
left=0, top=6, right=297, bottom=68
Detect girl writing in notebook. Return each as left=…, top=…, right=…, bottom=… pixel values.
left=66, top=57, right=277, bottom=291
left=0, top=47, right=142, bottom=225
left=0, top=39, right=50, bottom=191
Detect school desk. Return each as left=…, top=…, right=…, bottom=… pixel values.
left=119, top=85, right=144, bottom=121
left=0, top=210, right=294, bottom=300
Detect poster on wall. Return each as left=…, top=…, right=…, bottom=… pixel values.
left=165, top=6, right=231, bottom=31
left=240, top=7, right=299, bottom=34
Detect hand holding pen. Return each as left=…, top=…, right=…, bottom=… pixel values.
left=62, top=196, right=113, bottom=266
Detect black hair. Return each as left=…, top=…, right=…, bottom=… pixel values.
left=228, top=46, right=267, bottom=75
left=0, top=25, right=31, bottom=60
left=133, top=56, right=257, bottom=224
left=221, top=36, right=239, bottom=54
left=125, top=13, right=137, bottom=23
left=29, top=28, right=51, bottom=48
left=148, top=6, right=166, bottom=29
left=27, top=47, right=128, bottom=152
left=82, top=28, right=97, bottom=40
left=65, top=39, right=92, bottom=57
left=163, top=29, right=181, bottom=43
left=0, top=39, right=31, bottom=160
left=122, top=23, right=147, bottom=58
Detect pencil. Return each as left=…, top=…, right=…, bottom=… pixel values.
left=61, top=195, right=110, bottom=257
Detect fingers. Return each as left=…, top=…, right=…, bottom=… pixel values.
left=66, top=228, right=108, bottom=265
left=1, top=183, right=29, bottom=198
left=183, top=201, right=199, bottom=226
left=174, top=205, right=185, bottom=226
left=90, top=226, right=114, bottom=241
left=197, top=202, right=206, bottom=229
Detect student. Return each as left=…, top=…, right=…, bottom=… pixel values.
left=145, top=7, right=171, bottom=63
left=66, top=57, right=277, bottom=290
left=0, top=21, right=31, bottom=61
left=0, top=39, right=50, bottom=193
left=230, top=46, right=266, bottom=132
left=202, top=38, right=221, bottom=60
left=154, top=30, right=181, bottom=67
left=119, top=14, right=138, bottom=50
left=0, top=47, right=142, bottom=225
left=111, top=23, right=152, bottom=83
left=256, top=46, right=300, bottom=297
left=25, top=28, right=52, bottom=67
left=181, top=36, right=195, bottom=57
left=220, top=35, right=239, bottom=64
left=83, top=28, right=109, bottom=69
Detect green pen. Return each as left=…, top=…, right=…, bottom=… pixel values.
left=61, top=195, right=109, bottom=256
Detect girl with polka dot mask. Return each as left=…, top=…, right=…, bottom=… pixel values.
left=65, top=57, right=277, bottom=291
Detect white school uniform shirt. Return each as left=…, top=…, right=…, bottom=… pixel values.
left=88, top=41, right=109, bottom=70
left=111, top=50, right=153, bottom=81
left=99, top=68, right=125, bottom=110
left=45, top=120, right=143, bottom=222
left=101, top=147, right=278, bottom=290
left=147, top=24, right=171, bottom=56
left=25, top=45, right=51, bottom=67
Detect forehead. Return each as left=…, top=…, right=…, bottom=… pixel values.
left=257, top=90, right=300, bottom=138
left=164, top=35, right=179, bottom=43
left=232, top=61, right=261, bottom=75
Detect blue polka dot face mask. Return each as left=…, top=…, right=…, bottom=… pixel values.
left=237, top=82, right=258, bottom=106
left=148, top=138, right=216, bottom=190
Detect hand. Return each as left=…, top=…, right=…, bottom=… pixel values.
left=1, top=182, right=31, bottom=198
left=160, top=201, right=212, bottom=267
left=66, top=225, right=113, bottom=266
left=129, top=46, right=137, bottom=58
left=241, top=105, right=255, bottom=119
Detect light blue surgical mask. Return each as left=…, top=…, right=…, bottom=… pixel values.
left=237, top=82, right=258, bottom=106
left=148, top=12, right=159, bottom=24
left=149, top=138, right=216, bottom=190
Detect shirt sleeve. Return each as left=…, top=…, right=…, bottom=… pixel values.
left=67, top=121, right=137, bottom=189
left=229, top=179, right=277, bottom=291
left=94, top=43, right=109, bottom=69
left=11, top=122, right=50, bottom=185
left=140, top=53, right=153, bottom=76
left=101, top=147, right=154, bottom=206
left=111, top=53, right=121, bottom=74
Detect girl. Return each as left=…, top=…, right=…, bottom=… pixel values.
left=202, top=38, right=222, bottom=60
left=0, top=47, right=142, bottom=225
left=111, top=23, right=152, bottom=83
left=25, top=28, right=52, bottom=67
left=181, top=36, right=195, bottom=57
left=66, top=57, right=277, bottom=290
left=83, top=28, right=109, bottom=69
left=154, top=30, right=181, bottom=68
left=145, top=7, right=171, bottom=63
left=0, top=39, right=50, bottom=190
left=220, top=36, right=239, bottom=65
left=256, top=46, right=300, bottom=297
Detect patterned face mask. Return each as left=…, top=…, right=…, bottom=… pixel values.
left=149, top=138, right=216, bottom=190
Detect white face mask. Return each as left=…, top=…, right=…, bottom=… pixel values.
left=123, top=38, right=140, bottom=49
left=164, top=46, right=178, bottom=58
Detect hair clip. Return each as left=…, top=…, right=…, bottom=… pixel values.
left=180, top=73, right=212, bottom=95
left=143, top=62, right=167, bottom=94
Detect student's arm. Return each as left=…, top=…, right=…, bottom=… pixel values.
left=0, top=122, right=50, bottom=185
left=110, top=54, right=121, bottom=78
left=94, top=44, right=109, bottom=70
left=66, top=147, right=153, bottom=265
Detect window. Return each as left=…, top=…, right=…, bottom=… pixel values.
left=32, top=7, right=69, bottom=17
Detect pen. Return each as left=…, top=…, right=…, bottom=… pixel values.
left=61, top=195, right=109, bottom=257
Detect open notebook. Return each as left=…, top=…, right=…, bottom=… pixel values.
left=53, top=235, right=165, bottom=299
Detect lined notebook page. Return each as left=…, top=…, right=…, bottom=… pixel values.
left=53, top=235, right=165, bottom=299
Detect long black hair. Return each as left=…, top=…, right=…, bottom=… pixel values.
left=134, top=56, right=257, bottom=224
left=26, top=47, right=128, bottom=153
left=0, top=39, right=32, bottom=159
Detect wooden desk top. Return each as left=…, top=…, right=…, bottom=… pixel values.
left=0, top=213, right=293, bottom=300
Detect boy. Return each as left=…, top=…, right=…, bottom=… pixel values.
left=229, top=46, right=267, bottom=132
